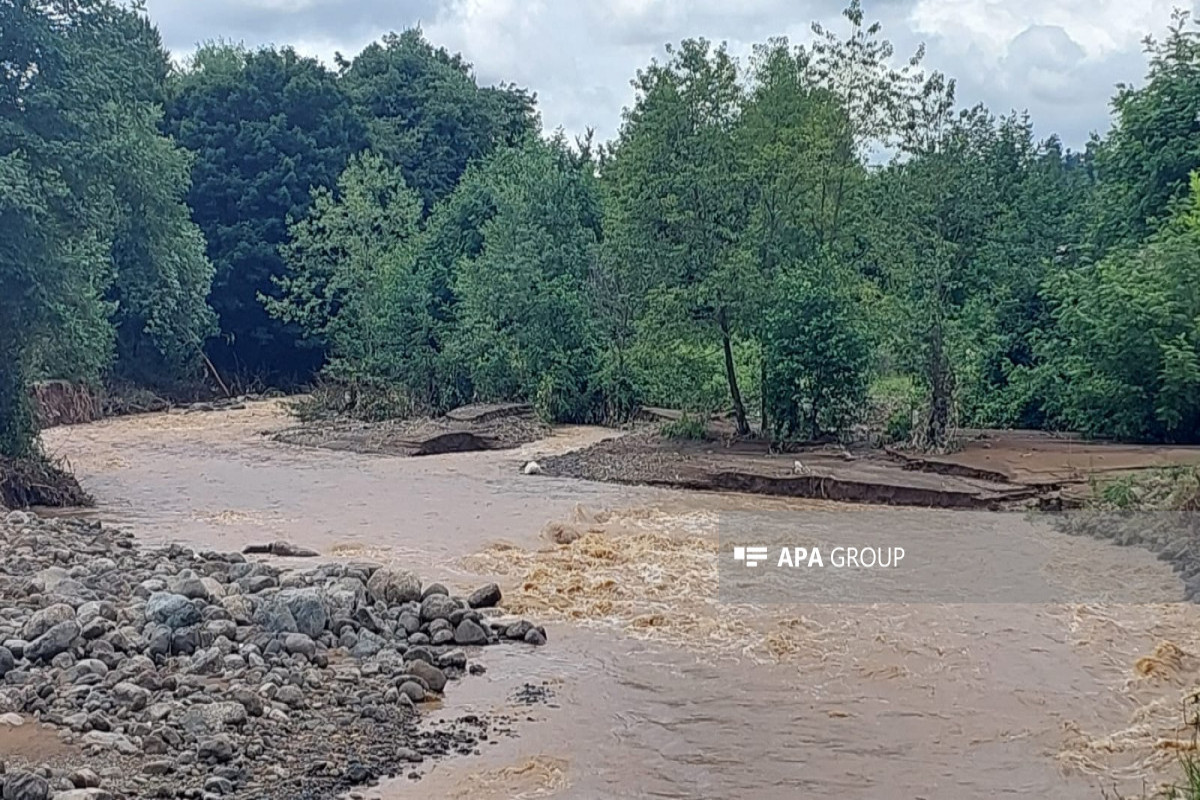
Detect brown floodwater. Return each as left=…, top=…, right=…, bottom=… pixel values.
left=41, top=401, right=1200, bottom=799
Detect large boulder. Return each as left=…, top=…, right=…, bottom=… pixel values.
left=2, top=770, right=49, bottom=800
left=21, top=604, right=75, bottom=641
left=419, top=594, right=459, bottom=623
left=366, top=568, right=421, bottom=606
left=279, top=589, right=327, bottom=638
left=25, top=620, right=80, bottom=662
left=467, top=583, right=502, bottom=609
left=145, top=593, right=201, bottom=630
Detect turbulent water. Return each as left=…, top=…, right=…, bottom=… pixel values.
left=41, top=401, right=1200, bottom=799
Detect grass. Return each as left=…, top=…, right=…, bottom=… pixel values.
left=660, top=412, right=708, bottom=441
left=1092, top=465, right=1200, bottom=511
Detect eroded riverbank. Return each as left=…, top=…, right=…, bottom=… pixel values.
left=37, top=401, right=1200, bottom=798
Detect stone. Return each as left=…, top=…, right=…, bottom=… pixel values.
left=112, top=681, right=150, bottom=711
left=404, top=660, right=447, bottom=693
left=467, top=583, right=502, bottom=609
left=252, top=597, right=296, bottom=634
left=275, top=685, right=305, bottom=708
left=366, top=568, right=421, bottom=606
left=177, top=702, right=247, bottom=736
left=22, top=604, right=75, bottom=641
left=397, top=681, right=425, bottom=703
left=524, top=627, right=547, bottom=646
left=81, top=731, right=139, bottom=755
left=67, top=770, right=100, bottom=789
left=280, top=588, right=327, bottom=638
left=198, top=734, right=235, bottom=763
left=453, top=618, right=488, bottom=646
left=419, top=593, right=459, bottom=623
left=2, top=771, right=49, bottom=800
left=144, top=593, right=200, bottom=630
left=53, top=792, right=114, bottom=800
left=282, top=633, right=316, bottom=659
left=25, top=620, right=80, bottom=662
left=0, top=647, right=13, bottom=678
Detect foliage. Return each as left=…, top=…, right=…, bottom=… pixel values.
left=164, top=44, right=367, bottom=379
left=763, top=268, right=870, bottom=440
left=338, top=29, right=538, bottom=211
left=0, top=0, right=213, bottom=457
left=1037, top=174, right=1200, bottom=441
left=661, top=414, right=708, bottom=441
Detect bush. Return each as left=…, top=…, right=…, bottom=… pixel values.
left=661, top=413, right=708, bottom=440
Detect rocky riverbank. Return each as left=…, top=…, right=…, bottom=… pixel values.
left=0, top=511, right=547, bottom=799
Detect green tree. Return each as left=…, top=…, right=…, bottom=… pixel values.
left=339, top=29, right=538, bottom=211
left=165, top=44, right=367, bottom=379
left=601, top=39, right=754, bottom=434
left=447, top=137, right=604, bottom=422
left=1, top=0, right=213, bottom=456
left=1037, top=173, right=1200, bottom=441
left=270, top=152, right=432, bottom=407
left=1090, top=10, right=1200, bottom=250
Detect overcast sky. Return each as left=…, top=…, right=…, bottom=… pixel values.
left=143, top=0, right=1195, bottom=150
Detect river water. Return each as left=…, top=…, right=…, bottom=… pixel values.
left=40, top=401, right=1200, bottom=799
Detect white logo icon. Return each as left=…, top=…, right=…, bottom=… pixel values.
left=733, top=546, right=769, bottom=567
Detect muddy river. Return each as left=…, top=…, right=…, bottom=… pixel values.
left=41, top=401, right=1200, bottom=799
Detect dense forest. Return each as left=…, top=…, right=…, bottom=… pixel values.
left=6, top=0, right=1200, bottom=464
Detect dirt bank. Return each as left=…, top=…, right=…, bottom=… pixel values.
left=273, top=403, right=548, bottom=457
left=542, top=426, right=1200, bottom=510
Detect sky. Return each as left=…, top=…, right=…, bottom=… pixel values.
left=143, top=0, right=1196, bottom=150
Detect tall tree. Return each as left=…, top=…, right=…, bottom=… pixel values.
left=165, top=44, right=367, bottom=379
left=602, top=39, right=754, bottom=434
left=1, top=0, right=213, bottom=456
left=338, top=29, right=538, bottom=211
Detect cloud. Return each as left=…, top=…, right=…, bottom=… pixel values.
left=144, top=0, right=1190, bottom=149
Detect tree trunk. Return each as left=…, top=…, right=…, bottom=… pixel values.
left=759, top=357, right=768, bottom=437
left=924, top=322, right=954, bottom=452
left=718, top=308, right=750, bottom=437
left=0, top=337, right=34, bottom=459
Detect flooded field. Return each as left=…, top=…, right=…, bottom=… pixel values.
left=40, top=401, right=1200, bottom=799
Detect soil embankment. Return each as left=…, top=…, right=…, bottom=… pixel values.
left=273, top=403, right=547, bottom=457
left=543, top=426, right=1200, bottom=509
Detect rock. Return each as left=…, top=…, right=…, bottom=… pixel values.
left=177, top=702, right=247, bottom=736
left=25, top=620, right=80, bottom=662
left=524, top=627, right=547, bottom=646
left=404, top=660, right=447, bottom=693
left=2, top=771, right=49, bottom=800
left=505, top=620, right=533, bottom=640
left=438, top=649, right=468, bottom=669
left=275, top=685, right=305, bottom=708
left=523, top=461, right=542, bottom=475
left=81, top=731, right=138, bottom=755
left=144, top=593, right=200, bottom=630
left=281, top=589, right=327, bottom=638
left=53, top=792, right=114, bottom=800
left=397, top=681, right=425, bottom=703
left=0, top=647, right=13, bottom=678
left=467, top=583, right=502, bottom=609
left=419, top=593, right=459, bottom=623
left=67, top=770, right=100, bottom=789
left=253, top=596, right=297, bottom=634
left=242, top=540, right=319, bottom=558
left=282, top=633, right=316, bottom=659
left=453, top=618, right=488, bottom=646
left=420, top=583, right=449, bottom=599
left=366, top=568, right=421, bottom=606
left=22, top=604, right=75, bottom=641
left=0, top=713, right=23, bottom=727
left=198, top=734, right=235, bottom=763
left=112, top=681, right=151, bottom=711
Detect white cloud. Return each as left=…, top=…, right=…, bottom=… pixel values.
left=144, top=0, right=1193, bottom=149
